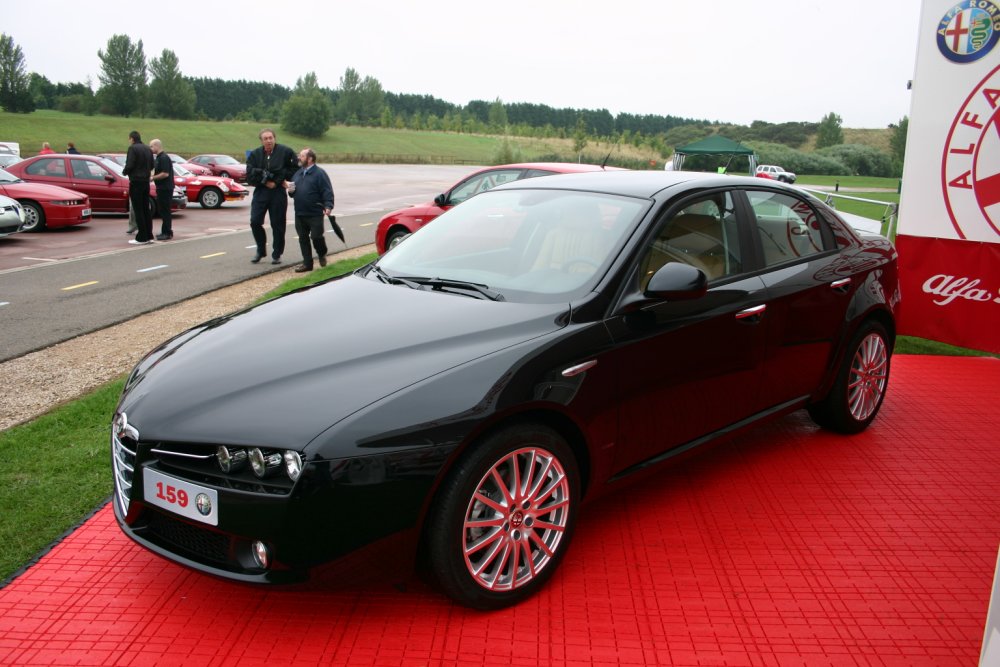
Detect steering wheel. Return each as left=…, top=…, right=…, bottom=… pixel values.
left=561, top=257, right=601, bottom=273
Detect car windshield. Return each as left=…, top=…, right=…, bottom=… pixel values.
left=98, top=157, right=125, bottom=176
left=174, top=164, right=192, bottom=177
left=375, top=188, right=647, bottom=303
left=0, top=168, right=22, bottom=184
left=212, top=156, right=239, bottom=165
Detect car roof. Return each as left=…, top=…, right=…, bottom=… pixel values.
left=490, top=169, right=772, bottom=199
left=484, top=162, right=623, bottom=173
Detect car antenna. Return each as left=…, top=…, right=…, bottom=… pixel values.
left=600, top=138, right=620, bottom=170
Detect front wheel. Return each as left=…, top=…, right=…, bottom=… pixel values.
left=19, top=201, right=45, bottom=232
left=386, top=229, right=410, bottom=250
left=808, top=320, right=891, bottom=433
left=424, top=424, right=579, bottom=609
left=199, top=187, right=223, bottom=209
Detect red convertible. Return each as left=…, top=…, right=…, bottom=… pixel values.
left=188, top=154, right=247, bottom=182
left=173, top=164, right=249, bottom=208
left=0, top=167, right=91, bottom=232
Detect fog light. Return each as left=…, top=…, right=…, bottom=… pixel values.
left=217, top=446, right=247, bottom=473
left=283, top=451, right=303, bottom=481
left=251, top=540, right=270, bottom=569
left=250, top=448, right=282, bottom=478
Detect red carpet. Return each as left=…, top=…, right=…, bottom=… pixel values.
left=1, top=355, right=998, bottom=666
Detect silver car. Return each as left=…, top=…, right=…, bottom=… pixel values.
left=0, top=194, right=25, bottom=237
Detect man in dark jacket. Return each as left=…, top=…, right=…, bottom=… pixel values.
left=150, top=139, right=175, bottom=240
left=122, top=130, right=154, bottom=244
left=246, top=128, right=298, bottom=264
left=288, top=147, right=334, bottom=272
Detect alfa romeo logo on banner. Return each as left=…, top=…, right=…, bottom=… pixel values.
left=942, top=62, right=1000, bottom=240
left=937, top=1, right=1000, bottom=63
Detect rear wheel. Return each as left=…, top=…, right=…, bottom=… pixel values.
left=219, top=171, right=231, bottom=179
left=424, top=424, right=579, bottom=609
left=199, top=187, right=223, bottom=209
left=808, top=320, right=891, bottom=433
left=19, top=201, right=45, bottom=232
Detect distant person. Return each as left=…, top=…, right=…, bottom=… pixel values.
left=150, top=139, right=174, bottom=240
left=246, top=128, right=297, bottom=264
left=717, top=164, right=727, bottom=175
left=66, top=142, right=80, bottom=155
left=38, top=142, right=55, bottom=155
left=287, top=147, right=334, bottom=273
left=122, top=130, right=154, bottom=245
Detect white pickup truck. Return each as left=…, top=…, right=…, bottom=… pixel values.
left=755, top=164, right=797, bottom=183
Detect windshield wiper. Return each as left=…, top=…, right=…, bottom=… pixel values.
left=397, top=276, right=505, bottom=301
left=367, top=264, right=422, bottom=289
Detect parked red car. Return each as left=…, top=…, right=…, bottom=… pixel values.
left=0, top=167, right=91, bottom=232
left=375, top=163, right=622, bottom=254
left=168, top=153, right=212, bottom=176
left=173, top=164, right=249, bottom=208
left=6, top=154, right=186, bottom=215
left=188, top=154, right=247, bottom=182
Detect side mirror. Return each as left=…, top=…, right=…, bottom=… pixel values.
left=645, top=262, right=708, bottom=301
left=433, top=193, right=447, bottom=207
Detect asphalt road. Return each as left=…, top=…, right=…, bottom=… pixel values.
left=0, top=164, right=478, bottom=362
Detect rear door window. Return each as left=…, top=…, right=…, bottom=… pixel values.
left=745, top=190, right=831, bottom=266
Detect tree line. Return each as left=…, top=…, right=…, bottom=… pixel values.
left=0, top=32, right=909, bottom=176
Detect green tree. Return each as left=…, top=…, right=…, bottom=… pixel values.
left=334, top=67, right=362, bottom=122
left=488, top=98, right=508, bottom=132
left=889, top=116, right=908, bottom=163
left=572, top=115, right=589, bottom=155
left=97, top=34, right=147, bottom=116
left=815, top=112, right=844, bottom=149
left=0, top=34, right=35, bottom=113
left=358, top=76, right=384, bottom=124
left=281, top=72, right=332, bottom=138
left=148, top=49, right=196, bottom=119
left=28, top=73, right=55, bottom=109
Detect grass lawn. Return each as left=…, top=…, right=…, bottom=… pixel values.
left=1, top=249, right=992, bottom=584
left=797, top=174, right=901, bottom=190
left=1, top=110, right=571, bottom=165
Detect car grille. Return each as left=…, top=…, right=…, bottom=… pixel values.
left=144, top=509, right=231, bottom=565
left=148, top=442, right=295, bottom=495
left=112, top=429, right=137, bottom=515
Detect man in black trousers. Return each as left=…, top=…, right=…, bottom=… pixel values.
left=150, top=139, right=174, bottom=240
left=246, top=128, right=298, bottom=264
left=122, top=131, right=154, bottom=245
left=288, top=147, right=334, bottom=273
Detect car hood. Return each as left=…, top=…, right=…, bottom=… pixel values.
left=0, top=182, right=86, bottom=200
left=119, top=273, right=568, bottom=449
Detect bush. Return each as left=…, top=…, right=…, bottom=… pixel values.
left=281, top=91, right=332, bottom=139
left=491, top=136, right=523, bottom=165
left=817, top=143, right=896, bottom=177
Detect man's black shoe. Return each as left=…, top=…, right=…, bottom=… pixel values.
left=155, top=233, right=173, bottom=241
left=271, top=257, right=282, bottom=264
left=294, top=265, right=312, bottom=273
left=318, top=254, right=327, bottom=267
left=251, top=254, right=264, bottom=264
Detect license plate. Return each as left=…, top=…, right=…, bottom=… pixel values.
left=81, top=209, right=91, bottom=217
left=143, top=468, right=219, bottom=526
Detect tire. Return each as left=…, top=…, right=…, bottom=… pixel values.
left=808, top=320, right=891, bottom=434
left=386, top=229, right=410, bottom=250
left=424, top=424, right=579, bottom=609
left=219, top=171, right=231, bottom=179
left=19, top=201, right=45, bottom=232
left=199, top=187, right=223, bottom=209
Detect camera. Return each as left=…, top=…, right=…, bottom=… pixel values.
left=260, top=169, right=275, bottom=182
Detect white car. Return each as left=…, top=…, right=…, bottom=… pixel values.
left=0, top=194, right=25, bottom=238
left=755, top=164, right=797, bottom=183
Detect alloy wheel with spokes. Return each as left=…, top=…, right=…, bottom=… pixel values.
left=425, top=424, right=579, bottom=609
left=463, top=446, right=571, bottom=592
left=847, top=332, right=889, bottom=422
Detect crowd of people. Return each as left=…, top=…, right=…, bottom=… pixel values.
left=36, top=129, right=337, bottom=271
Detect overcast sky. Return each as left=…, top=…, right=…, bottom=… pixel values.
left=5, top=0, right=920, bottom=128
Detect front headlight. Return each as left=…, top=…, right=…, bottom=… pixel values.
left=250, top=448, right=282, bottom=478
left=283, top=451, right=303, bottom=481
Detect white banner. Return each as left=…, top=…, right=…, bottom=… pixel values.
left=897, top=0, right=1000, bottom=354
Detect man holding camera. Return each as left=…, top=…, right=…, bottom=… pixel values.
left=246, top=128, right=298, bottom=264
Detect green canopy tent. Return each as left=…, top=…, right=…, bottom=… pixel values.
left=669, top=135, right=757, bottom=174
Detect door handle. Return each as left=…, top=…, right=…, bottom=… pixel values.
left=735, top=304, right=767, bottom=323
left=830, top=277, right=852, bottom=293
left=562, top=360, right=598, bottom=378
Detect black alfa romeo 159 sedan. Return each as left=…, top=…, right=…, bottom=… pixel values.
left=112, top=170, right=899, bottom=609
